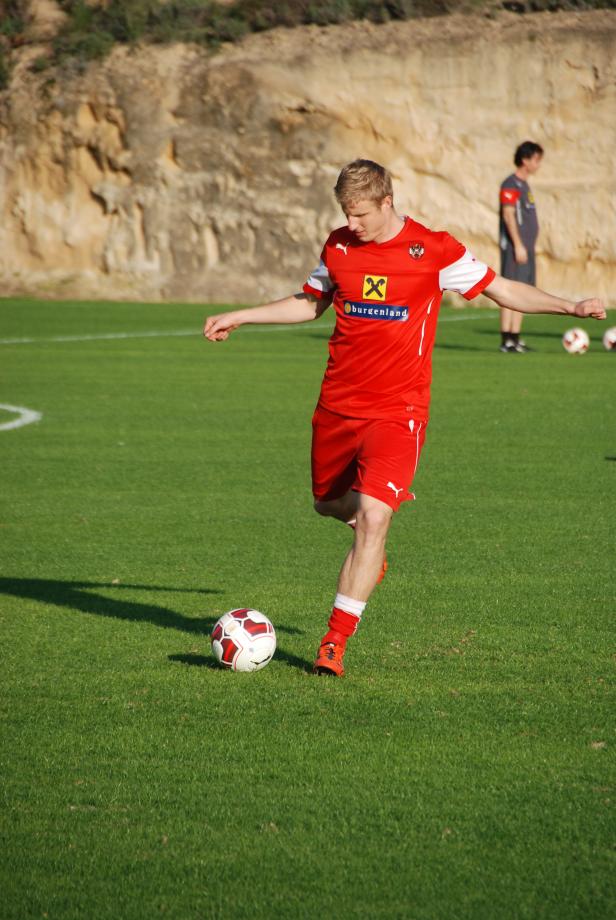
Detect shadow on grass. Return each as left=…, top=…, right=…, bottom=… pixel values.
left=0, top=577, right=310, bottom=672
left=168, top=648, right=311, bottom=672
left=168, top=653, right=221, bottom=670
left=475, top=328, right=603, bottom=343
left=433, top=341, right=493, bottom=353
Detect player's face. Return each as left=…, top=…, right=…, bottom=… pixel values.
left=524, top=153, right=543, bottom=174
left=344, top=197, right=392, bottom=243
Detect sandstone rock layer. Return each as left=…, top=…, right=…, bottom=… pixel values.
left=0, top=10, right=615, bottom=303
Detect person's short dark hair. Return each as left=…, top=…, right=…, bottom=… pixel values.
left=514, top=141, right=544, bottom=167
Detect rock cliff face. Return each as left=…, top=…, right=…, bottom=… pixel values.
left=0, top=10, right=615, bottom=303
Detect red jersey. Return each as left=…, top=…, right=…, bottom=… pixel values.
left=303, top=217, right=495, bottom=422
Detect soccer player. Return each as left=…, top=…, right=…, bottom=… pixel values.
left=204, top=159, right=605, bottom=677
left=499, top=140, right=544, bottom=352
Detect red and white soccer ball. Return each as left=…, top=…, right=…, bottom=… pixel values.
left=562, top=327, right=589, bottom=354
left=602, top=327, right=616, bottom=351
left=211, top=608, right=276, bottom=672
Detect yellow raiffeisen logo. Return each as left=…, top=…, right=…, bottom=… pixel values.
left=362, top=275, right=388, bottom=301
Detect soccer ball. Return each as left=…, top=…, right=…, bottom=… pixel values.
left=211, top=608, right=276, bottom=672
left=602, top=327, right=616, bottom=351
left=562, top=328, right=589, bottom=354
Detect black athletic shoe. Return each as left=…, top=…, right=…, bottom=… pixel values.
left=499, top=341, right=517, bottom=353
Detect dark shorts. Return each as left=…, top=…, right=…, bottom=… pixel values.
left=500, top=247, right=536, bottom=286
left=311, top=404, right=427, bottom=512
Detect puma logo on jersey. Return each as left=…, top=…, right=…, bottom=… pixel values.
left=387, top=482, right=403, bottom=498
left=336, top=243, right=349, bottom=255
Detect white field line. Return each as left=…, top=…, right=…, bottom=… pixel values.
left=0, top=311, right=497, bottom=346
left=439, top=311, right=498, bottom=322
left=0, top=329, right=197, bottom=345
left=0, top=403, right=42, bottom=432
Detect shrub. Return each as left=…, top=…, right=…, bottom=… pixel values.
left=0, top=49, right=9, bottom=90
left=19, top=0, right=616, bottom=71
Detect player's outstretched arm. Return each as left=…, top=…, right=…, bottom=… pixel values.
left=203, top=292, right=332, bottom=342
left=484, top=275, right=606, bottom=320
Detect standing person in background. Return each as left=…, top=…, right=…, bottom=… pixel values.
left=499, top=140, right=544, bottom=353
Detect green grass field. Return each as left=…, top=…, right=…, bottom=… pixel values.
left=1, top=298, right=614, bottom=920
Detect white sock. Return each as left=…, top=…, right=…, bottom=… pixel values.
left=334, top=593, right=366, bottom=618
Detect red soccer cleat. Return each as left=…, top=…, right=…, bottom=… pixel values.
left=313, top=640, right=346, bottom=677
left=376, top=555, right=388, bottom=585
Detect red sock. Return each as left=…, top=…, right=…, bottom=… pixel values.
left=322, top=607, right=360, bottom=648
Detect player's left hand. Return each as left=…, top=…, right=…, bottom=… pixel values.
left=203, top=313, right=240, bottom=341
left=573, top=298, right=607, bottom=320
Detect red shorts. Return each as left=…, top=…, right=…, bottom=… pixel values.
left=311, top=404, right=427, bottom=512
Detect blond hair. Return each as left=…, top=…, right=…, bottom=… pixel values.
left=334, top=159, right=393, bottom=209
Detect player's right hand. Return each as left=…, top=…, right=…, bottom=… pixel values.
left=573, top=298, right=607, bottom=321
left=203, top=313, right=240, bottom=341
left=514, top=244, right=529, bottom=265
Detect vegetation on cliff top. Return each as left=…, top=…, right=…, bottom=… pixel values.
left=0, top=0, right=615, bottom=86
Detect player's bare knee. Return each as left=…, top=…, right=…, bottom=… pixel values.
left=355, top=506, right=392, bottom=540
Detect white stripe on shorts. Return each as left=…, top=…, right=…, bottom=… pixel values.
left=411, top=421, right=423, bottom=478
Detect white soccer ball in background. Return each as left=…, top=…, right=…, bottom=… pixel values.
left=211, top=608, right=276, bottom=672
left=602, top=327, right=616, bottom=351
left=562, top=328, right=590, bottom=354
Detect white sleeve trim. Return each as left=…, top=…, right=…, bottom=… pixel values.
left=439, top=249, right=490, bottom=295
left=305, top=259, right=334, bottom=294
